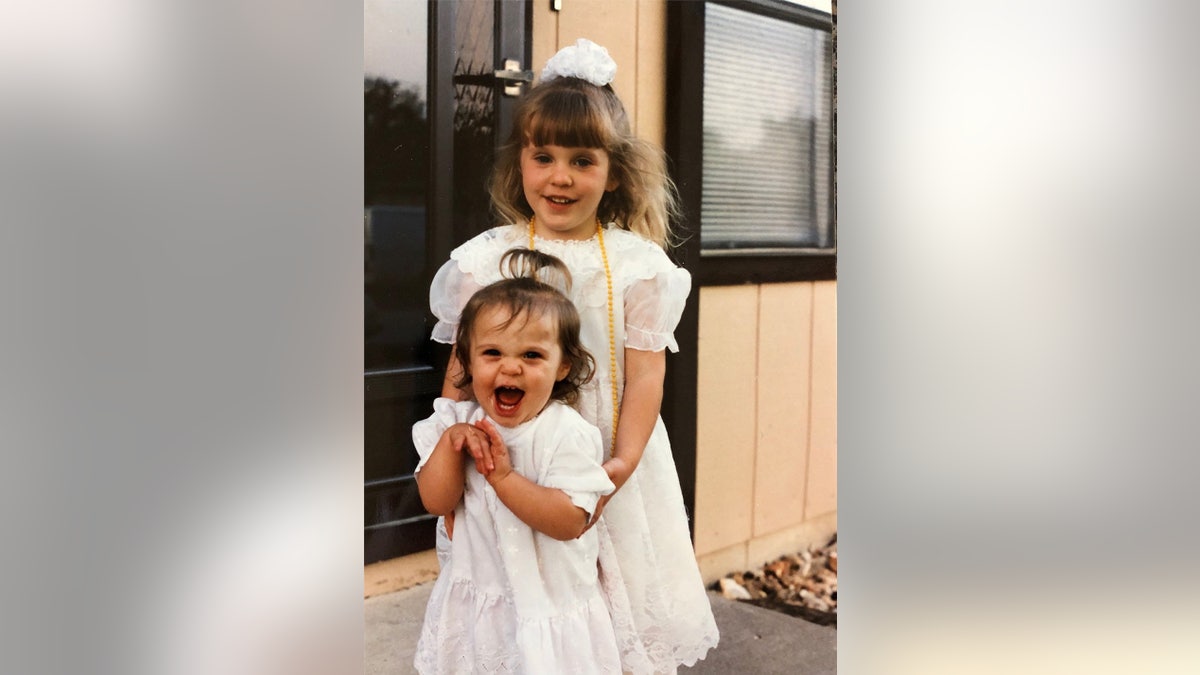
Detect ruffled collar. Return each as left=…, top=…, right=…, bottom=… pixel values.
left=527, top=221, right=615, bottom=247
left=449, top=224, right=672, bottom=306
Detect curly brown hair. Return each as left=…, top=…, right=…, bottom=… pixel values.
left=453, top=249, right=595, bottom=405
left=488, top=77, right=682, bottom=249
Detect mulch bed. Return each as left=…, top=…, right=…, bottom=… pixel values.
left=710, top=533, right=838, bottom=627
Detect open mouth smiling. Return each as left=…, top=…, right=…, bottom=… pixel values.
left=494, top=386, right=525, bottom=416
left=545, top=196, right=575, bottom=205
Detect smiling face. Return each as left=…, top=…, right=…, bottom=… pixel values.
left=521, top=143, right=618, bottom=241
left=467, top=305, right=571, bottom=427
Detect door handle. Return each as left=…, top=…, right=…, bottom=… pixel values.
left=494, top=58, right=534, bottom=96
left=452, top=59, right=533, bottom=97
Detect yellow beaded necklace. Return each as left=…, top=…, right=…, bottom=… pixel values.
left=528, top=215, right=620, bottom=444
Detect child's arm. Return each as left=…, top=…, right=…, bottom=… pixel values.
left=437, top=351, right=495, bottom=475
left=475, top=419, right=591, bottom=541
left=586, top=347, right=665, bottom=528
left=416, top=422, right=491, bottom=516
left=440, top=350, right=469, bottom=401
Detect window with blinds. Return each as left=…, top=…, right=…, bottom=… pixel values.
left=702, top=2, right=835, bottom=252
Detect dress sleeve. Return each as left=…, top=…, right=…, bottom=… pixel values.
left=539, top=413, right=615, bottom=517
left=623, top=251, right=693, bottom=353
left=411, top=397, right=483, bottom=474
left=429, top=259, right=486, bottom=344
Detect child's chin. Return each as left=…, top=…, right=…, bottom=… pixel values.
left=486, top=399, right=551, bottom=427
left=483, top=403, right=523, bottom=427
left=489, top=416, right=522, bottom=428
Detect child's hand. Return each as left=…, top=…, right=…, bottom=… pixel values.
left=582, top=457, right=631, bottom=533
left=473, top=419, right=513, bottom=486
left=446, top=422, right=494, bottom=475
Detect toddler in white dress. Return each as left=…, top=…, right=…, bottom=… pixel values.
left=412, top=249, right=631, bottom=674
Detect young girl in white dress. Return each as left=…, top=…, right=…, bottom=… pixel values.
left=413, top=249, right=629, bottom=674
left=429, top=39, right=719, bottom=673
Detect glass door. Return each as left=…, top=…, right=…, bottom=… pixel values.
left=364, top=0, right=529, bottom=563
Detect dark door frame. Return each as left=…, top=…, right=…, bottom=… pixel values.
left=366, top=0, right=530, bottom=564
left=429, top=0, right=531, bottom=267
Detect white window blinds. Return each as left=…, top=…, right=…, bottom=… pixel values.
left=702, top=3, right=834, bottom=251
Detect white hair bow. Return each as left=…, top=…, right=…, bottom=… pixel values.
left=539, top=38, right=617, bottom=87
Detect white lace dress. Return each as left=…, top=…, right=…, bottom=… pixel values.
left=412, top=398, right=626, bottom=674
left=429, top=224, right=720, bottom=673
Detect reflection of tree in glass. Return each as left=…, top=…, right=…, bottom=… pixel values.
left=453, top=76, right=495, bottom=238
left=449, top=0, right=497, bottom=237
left=365, top=77, right=428, bottom=206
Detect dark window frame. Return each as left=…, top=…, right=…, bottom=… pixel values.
left=667, top=0, right=836, bottom=287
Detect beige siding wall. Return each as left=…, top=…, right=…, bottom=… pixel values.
left=532, top=0, right=667, bottom=144
left=694, top=282, right=838, bottom=583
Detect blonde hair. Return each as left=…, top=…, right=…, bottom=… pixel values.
left=488, top=77, right=681, bottom=249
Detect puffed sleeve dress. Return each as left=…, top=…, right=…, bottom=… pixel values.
left=428, top=224, right=719, bottom=673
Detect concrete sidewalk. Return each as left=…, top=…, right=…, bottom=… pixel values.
left=366, top=583, right=836, bottom=674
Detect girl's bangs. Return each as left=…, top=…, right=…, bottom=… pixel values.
left=523, top=97, right=613, bottom=149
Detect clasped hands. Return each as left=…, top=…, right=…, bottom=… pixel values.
left=445, top=419, right=511, bottom=485
left=442, top=419, right=509, bottom=541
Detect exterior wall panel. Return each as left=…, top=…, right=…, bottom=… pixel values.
left=634, top=0, right=667, bottom=143
left=695, top=281, right=838, bottom=582
left=806, top=279, right=838, bottom=519
left=754, top=283, right=813, bottom=536
left=693, top=285, right=759, bottom=557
